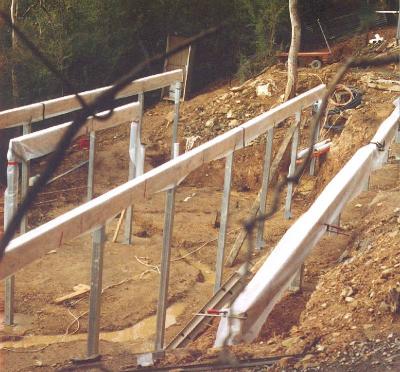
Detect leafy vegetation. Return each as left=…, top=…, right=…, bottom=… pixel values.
left=0, top=0, right=394, bottom=107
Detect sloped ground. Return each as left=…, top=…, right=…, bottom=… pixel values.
left=0, top=26, right=399, bottom=371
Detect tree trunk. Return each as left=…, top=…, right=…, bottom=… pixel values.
left=284, top=0, right=301, bottom=101
left=11, top=0, right=19, bottom=106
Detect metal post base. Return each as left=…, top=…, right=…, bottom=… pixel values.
left=71, top=354, right=102, bottom=365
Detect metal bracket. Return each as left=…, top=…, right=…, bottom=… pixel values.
left=195, top=309, right=247, bottom=320
left=370, top=140, right=386, bottom=151
left=324, top=223, right=350, bottom=236
left=71, top=354, right=101, bottom=365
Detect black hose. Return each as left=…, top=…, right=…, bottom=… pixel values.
left=324, top=87, right=363, bottom=132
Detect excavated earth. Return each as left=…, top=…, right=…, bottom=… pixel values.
left=0, top=27, right=399, bottom=371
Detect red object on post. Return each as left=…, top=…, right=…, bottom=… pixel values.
left=77, top=136, right=90, bottom=150
left=207, top=308, right=227, bottom=315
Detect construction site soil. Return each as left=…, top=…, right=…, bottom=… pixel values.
left=0, top=27, right=399, bottom=371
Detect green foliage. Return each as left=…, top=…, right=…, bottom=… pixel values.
left=0, top=0, right=392, bottom=107
left=233, top=0, right=289, bottom=82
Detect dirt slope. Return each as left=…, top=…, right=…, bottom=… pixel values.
left=0, top=26, right=399, bottom=371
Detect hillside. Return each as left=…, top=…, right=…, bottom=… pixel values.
left=0, top=26, right=399, bottom=372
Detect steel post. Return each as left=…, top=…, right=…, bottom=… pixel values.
left=363, top=175, right=370, bottom=191
left=310, top=101, right=322, bottom=176
left=137, top=92, right=144, bottom=139
left=124, top=123, right=138, bottom=245
left=155, top=143, right=179, bottom=352
left=289, top=265, right=304, bottom=292
left=284, top=113, right=301, bottom=220
left=171, top=82, right=181, bottom=157
left=214, top=151, right=234, bottom=293
left=256, top=128, right=274, bottom=250
left=20, top=123, right=30, bottom=233
left=397, top=0, right=400, bottom=45
left=4, top=153, right=19, bottom=325
left=124, top=93, right=144, bottom=245
left=333, top=213, right=341, bottom=226
left=87, top=131, right=96, bottom=201
left=383, top=149, right=389, bottom=164
left=87, top=225, right=106, bottom=358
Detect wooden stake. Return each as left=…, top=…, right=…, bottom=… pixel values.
left=112, top=209, right=126, bottom=243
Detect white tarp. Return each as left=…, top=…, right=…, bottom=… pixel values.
left=214, top=99, right=400, bottom=346
left=0, top=85, right=326, bottom=280
left=9, top=102, right=139, bottom=162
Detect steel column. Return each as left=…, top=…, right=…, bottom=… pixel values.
left=383, top=148, right=390, bottom=164
left=87, top=225, right=106, bottom=358
left=4, top=154, right=19, bottom=325
left=87, top=131, right=96, bottom=201
left=289, top=265, right=304, bottom=292
left=124, top=123, right=138, bottom=245
left=310, top=101, right=322, bottom=176
left=20, top=123, right=30, bottom=233
left=397, top=0, right=400, bottom=45
left=124, top=93, right=144, bottom=245
left=155, top=143, right=179, bottom=352
left=284, top=113, right=301, bottom=220
left=214, top=151, right=234, bottom=293
left=363, top=175, right=370, bottom=191
left=154, top=82, right=180, bottom=350
left=328, top=214, right=341, bottom=236
left=256, top=128, right=274, bottom=250
left=171, top=82, right=181, bottom=156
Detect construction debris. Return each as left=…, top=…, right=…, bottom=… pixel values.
left=369, top=33, right=384, bottom=44
left=112, top=209, right=126, bottom=243
left=362, top=76, right=400, bottom=92
left=54, top=284, right=90, bottom=304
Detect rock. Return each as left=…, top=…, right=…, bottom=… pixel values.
left=282, top=336, right=301, bottom=348
left=316, top=344, right=325, bottom=352
left=381, top=268, right=393, bottom=279
left=196, top=270, right=205, bottom=283
left=302, top=354, right=314, bottom=362
left=379, top=301, right=390, bottom=312
left=165, top=111, right=175, bottom=123
left=344, top=312, right=352, bottom=319
left=220, top=106, right=229, bottom=114
left=34, top=360, right=43, bottom=367
left=228, top=119, right=239, bottom=128
left=256, top=83, right=273, bottom=97
left=341, top=286, right=354, bottom=298
left=345, top=296, right=355, bottom=303
left=205, top=118, right=216, bottom=128
left=277, top=357, right=292, bottom=369
left=226, top=110, right=235, bottom=119
left=388, top=287, right=400, bottom=313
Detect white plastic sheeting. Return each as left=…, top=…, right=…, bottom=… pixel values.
left=214, top=99, right=400, bottom=347
left=9, top=103, right=140, bottom=162
left=0, top=85, right=326, bottom=280
left=0, top=69, right=183, bottom=129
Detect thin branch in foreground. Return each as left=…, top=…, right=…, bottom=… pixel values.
left=0, top=10, right=222, bottom=257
